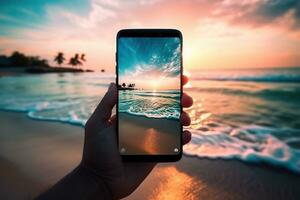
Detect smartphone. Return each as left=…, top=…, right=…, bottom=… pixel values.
left=116, top=29, right=183, bottom=162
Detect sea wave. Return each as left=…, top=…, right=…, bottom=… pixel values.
left=119, top=109, right=180, bottom=120
left=187, top=86, right=300, bottom=102
left=0, top=101, right=88, bottom=126
left=119, top=90, right=181, bottom=120
left=184, top=125, right=300, bottom=173
left=191, top=70, right=300, bottom=83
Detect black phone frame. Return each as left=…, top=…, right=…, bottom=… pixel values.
left=116, top=29, right=183, bottom=162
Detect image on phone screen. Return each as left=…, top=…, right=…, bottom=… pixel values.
left=118, top=36, right=181, bottom=156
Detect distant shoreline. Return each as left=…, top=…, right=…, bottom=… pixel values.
left=118, top=87, right=135, bottom=90
left=26, top=66, right=94, bottom=73
left=0, top=66, right=94, bottom=76
left=0, top=51, right=96, bottom=75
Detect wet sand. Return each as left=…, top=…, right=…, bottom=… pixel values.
left=119, top=113, right=181, bottom=155
left=0, top=111, right=300, bottom=200
left=0, top=111, right=84, bottom=199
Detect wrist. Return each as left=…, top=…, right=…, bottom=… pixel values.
left=76, top=163, right=113, bottom=199
left=35, top=164, right=113, bottom=200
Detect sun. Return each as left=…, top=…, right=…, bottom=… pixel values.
left=151, top=80, right=158, bottom=93
left=151, top=80, right=158, bottom=88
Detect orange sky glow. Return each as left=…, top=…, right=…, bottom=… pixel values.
left=0, top=0, right=300, bottom=72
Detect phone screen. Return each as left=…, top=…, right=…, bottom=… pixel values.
left=117, top=36, right=182, bottom=156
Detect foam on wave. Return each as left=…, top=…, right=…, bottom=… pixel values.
left=192, top=69, right=300, bottom=83
left=184, top=125, right=300, bottom=173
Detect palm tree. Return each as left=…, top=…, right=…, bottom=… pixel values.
left=129, top=83, right=135, bottom=88
left=74, top=54, right=82, bottom=66
left=69, top=57, right=76, bottom=67
left=54, top=52, right=65, bottom=67
left=69, top=54, right=82, bottom=68
left=80, top=54, right=86, bottom=62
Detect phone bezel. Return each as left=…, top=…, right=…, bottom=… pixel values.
left=116, top=29, right=183, bottom=162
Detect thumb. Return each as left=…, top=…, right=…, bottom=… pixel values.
left=91, top=83, right=117, bottom=124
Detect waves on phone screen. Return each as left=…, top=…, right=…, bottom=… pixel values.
left=119, top=90, right=180, bottom=120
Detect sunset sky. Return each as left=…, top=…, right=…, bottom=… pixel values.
left=118, top=37, right=180, bottom=90
left=0, top=0, right=300, bottom=72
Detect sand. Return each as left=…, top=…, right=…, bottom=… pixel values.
left=119, top=113, right=180, bottom=155
left=0, top=111, right=84, bottom=199
left=0, top=111, right=300, bottom=200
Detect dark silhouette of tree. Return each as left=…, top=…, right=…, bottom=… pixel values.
left=122, top=83, right=126, bottom=87
left=74, top=54, right=82, bottom=65
left=69, top=57, right=76, bottom=67
left=128, top=83, right=136, bottom=88
left=54, top=52, right=65, bottom=66
left=128, top=83, right=135, bottom=88
left=0, top=55, right=10, bottom=67
left=80, top=54, right=86, bottom=62
left=10, top=51, right=30, bottom=67
left=29, top=56, right=48, bottom=67
left=9, top=51, right=49, bottom=67
left=69, top=54, right=82, bottom=67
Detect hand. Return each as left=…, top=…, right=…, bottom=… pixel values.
left=81, top=75, right=193, bottom=199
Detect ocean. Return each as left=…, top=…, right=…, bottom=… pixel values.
left=0, top=67, right=300, bottom=173
left=119, top=90, right=180, bottom=119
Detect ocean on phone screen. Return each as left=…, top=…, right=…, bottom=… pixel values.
left=119, top=90, right=180, bottom=120
left=0, top=67, right=300, bottom=173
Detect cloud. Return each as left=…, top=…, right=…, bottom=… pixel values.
left=212, top=0, right=300, bottom=29
left=255, top=0, right=299, bottom=20
left=5, top=0, right=300, bottom=43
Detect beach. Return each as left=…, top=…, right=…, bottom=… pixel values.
left=1, top=111, right=299, bottom=200
left=2, top=0, right=300, bottom=198
left=119, top=113, right=180, bottom=155
left=0, top=111, right=84, bottom=199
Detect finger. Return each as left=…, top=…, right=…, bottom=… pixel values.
left=91, top=83, right=117, bottom=123
left=182, top=93, right=193, bottom=108
left=183, top=130, right=191, bottom=145
left=181, top=111, right=191, bottom=126
left=182, top=75, right=189, bottom=86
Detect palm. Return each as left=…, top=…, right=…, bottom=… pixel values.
left=83, top=123, right=155, bottom=199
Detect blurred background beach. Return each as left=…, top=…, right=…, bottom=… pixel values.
left=1, top=0, right=300, bottom=199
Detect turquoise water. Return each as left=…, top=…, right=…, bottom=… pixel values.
left=0, top=68, right=300, bottom=173
left=0, top=73, right=111, bottom=125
